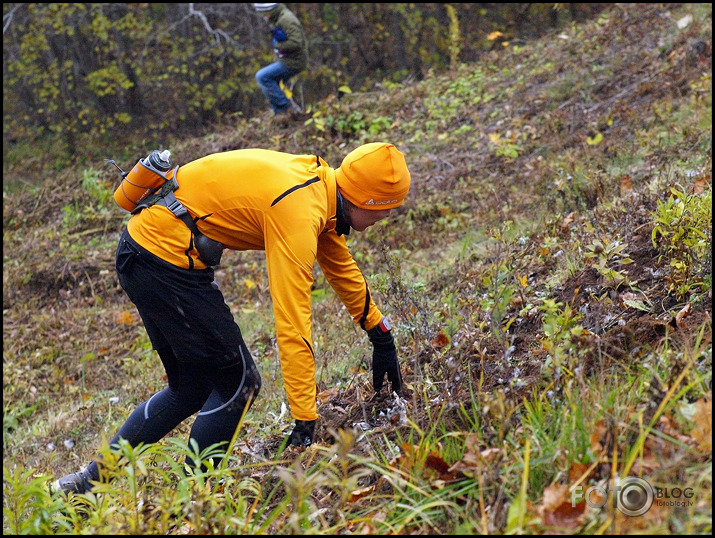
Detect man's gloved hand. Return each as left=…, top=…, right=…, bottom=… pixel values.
left=286, top=419, right=316, bottom=447
left=367, top=318, right=403, bottom=395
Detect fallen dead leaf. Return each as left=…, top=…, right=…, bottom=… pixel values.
left=620, top=174, right=633, bottom=195
left=675, top=303, right=692, bottom=329
left=317, top=387, right=339, bottom=404
left=348, top=484, right=375, bottom=503
left=561, top=212, right=576, bottom=232
left=431, top=331, right=450, bottom=348
left=481, top=447, right=501, bottom=463
left=568, top=462, right=592, bottom=485
left=538, top=483, right=587, bottom=533
left=693, top=173, right=711, bottom=194
left=690, top=391, right=712, bottom=452
left=590, top=419, right=608, bottom=454
left=116, top=310, right=136, bottom=325
left=615, top=500, right=666, bottom=532
left=633, top=414, right=696, bottom=473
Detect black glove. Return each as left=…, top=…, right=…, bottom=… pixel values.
left=367, top=319, right=403, bottom=395
left=286, top=419, right=316, bottom=447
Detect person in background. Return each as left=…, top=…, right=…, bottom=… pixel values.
left=253, top=3, right=308, bottom=122
left=51, top=142, right=410, bottom=495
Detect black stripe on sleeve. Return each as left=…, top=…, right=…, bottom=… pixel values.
left=271, top=177, right=320, bottom=207
left=302, top=337, right=314, bottom=357
left=359, top=283, right=371, bottom=330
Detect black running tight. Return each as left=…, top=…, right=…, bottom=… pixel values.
left=84, top=230, right=263, bottom=482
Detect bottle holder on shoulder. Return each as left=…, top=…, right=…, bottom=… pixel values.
left=113, top=154, right=175, bottom=213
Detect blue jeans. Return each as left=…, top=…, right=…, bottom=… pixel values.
left=255, top=61, right=298, bottom=114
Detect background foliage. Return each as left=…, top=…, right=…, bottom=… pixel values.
left=3, top=3, right=602, bottom=171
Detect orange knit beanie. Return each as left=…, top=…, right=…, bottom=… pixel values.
left=335, top=143, right=411, bottom=210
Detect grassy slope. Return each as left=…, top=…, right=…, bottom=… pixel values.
left=3, top=3, right=712, bottom=534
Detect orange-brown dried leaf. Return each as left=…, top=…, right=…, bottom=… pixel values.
left=425, top=452, right=452, bottom=475
left=317, top=387, right=338, bottom=404
left=539, top=483, right=587, bottom=532
left=693, top=173, right=711, bottom=194
left=615, top=500, right=666, bottom=532
left=620, top=175, right=633, bottom=195
left=674, top=303, right=692, bottom=328
left=116, top=310, right=136, bottom=325
left=431, top=331, right=450, bottom=348
left=568, top=462, right=592, bottom=485
left=643, top=414, right=695, bottom=457
left=590, top=419, right=608, bottom=454
left=691, top=391, right=712, bottom=452
left=348, top=484, right=375, bottom=503
left=561, top=211, right=576, bottom=232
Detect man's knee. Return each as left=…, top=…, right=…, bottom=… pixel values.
left=256, top=67, right=271, bottom=86
left=245, top=364, right=262, bottom=404
left=235, top=342, right=262, bottom=407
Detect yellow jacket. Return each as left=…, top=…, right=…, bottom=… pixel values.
left=127, top=149, right=384, bottom=420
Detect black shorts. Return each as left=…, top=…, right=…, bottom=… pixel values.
left=115, top=229, right=245, bottom=367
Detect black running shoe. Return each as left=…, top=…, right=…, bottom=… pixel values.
left=51, top=470, right=93, bottom=496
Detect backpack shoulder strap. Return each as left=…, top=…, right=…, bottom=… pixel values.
left=130, top=166, right=224, bottom=266
left=156, top=190, right=202, bottom=236
left=130, top=166, right=181, bottom=214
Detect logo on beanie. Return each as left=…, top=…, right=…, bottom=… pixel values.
left=365, top=198, right=399, bottom=206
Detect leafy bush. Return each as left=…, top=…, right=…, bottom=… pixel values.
left=651, top=184, right=713, bottom=299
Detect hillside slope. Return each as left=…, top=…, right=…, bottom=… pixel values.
left=3, top=3, right=712, bottom=535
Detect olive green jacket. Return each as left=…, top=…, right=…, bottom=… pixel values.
left=267, top=4, right=308, bottom=73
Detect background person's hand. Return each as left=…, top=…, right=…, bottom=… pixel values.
left=367, top=320, right=403, bottom=395
left=270, top=27, right=287, bottom=42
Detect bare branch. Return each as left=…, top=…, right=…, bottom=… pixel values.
left=139, top=3, right=238, bottom=61
left=187, top=3, right=236, bottom=48
left=3, top=3, right=24, bottom=35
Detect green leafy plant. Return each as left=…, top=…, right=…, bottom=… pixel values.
left=478, top=261, right=517, bottom=340
left=651, top=185, right=712, bottom=299
left=3, top=466, right=71, bottom=534
left=584, top=237, right=634, bottom=290
left=3, top=402, right=36, bottom=451
left=367, top=116, right=393, bottom=135
left=435, top=292, right=463, bottom=341
left=80, top=168, right=114, bottom=207
left=538, top=298, right=587, bottom=378
left=60, top=168, right=117, bottom=229
left=488, top=132, right=521, bottom=160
